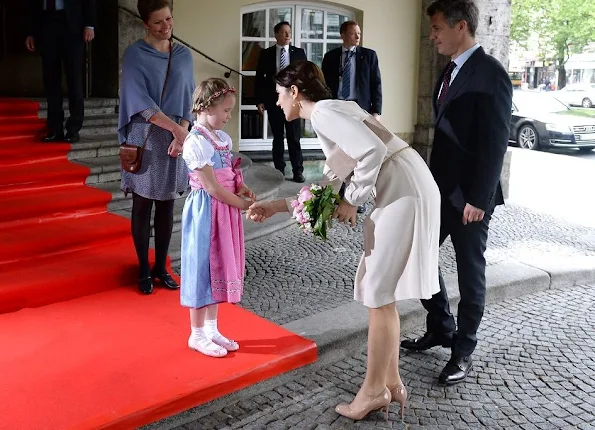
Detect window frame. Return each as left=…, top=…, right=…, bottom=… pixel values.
left=239, top=1, right=354, bottom=151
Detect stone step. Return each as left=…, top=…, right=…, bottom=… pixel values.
left=67, top=134, right=120, bottom=160
left=38, top=106, right=118, bottom=118
left=37, top=98, right=119, bottom=110
left=76, top=155, right=122, bottom=185
left=73, top=114, right=119, bottom=137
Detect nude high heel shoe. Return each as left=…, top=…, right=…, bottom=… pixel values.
left=387, top=383, right=408, bottom=419
left=335, top=387, right=391, bottom=421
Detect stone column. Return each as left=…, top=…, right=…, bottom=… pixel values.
left=412, top=0, right=512, bottom=198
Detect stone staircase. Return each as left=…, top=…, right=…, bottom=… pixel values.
left=48, top=98, right=303, bottom=271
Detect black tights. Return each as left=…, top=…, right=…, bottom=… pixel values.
left=131, top=193, right=175, bottom=278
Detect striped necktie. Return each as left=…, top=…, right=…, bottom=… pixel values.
left=341, top=50, right=353, bottom=99
left=280, top=47, right=289, bottom=70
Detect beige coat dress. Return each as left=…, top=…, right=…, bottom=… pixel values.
left=291, top=100, right=441, bottom=308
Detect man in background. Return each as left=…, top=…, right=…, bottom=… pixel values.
left=26, top=0, right=96, bottom=143
left=322, top=20, right=382, bottom=212
left=255, top=21, right=307, bottom=183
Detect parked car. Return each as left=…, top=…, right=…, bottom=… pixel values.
left=553, top=83, right=595, bottom=108
left=510, top=90, right=595, bottom=152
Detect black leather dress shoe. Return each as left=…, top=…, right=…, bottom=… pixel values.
left=139, top=276, right=153, bottom=295
left=292, top=173, right=305, bottom=183
left=64, top=131, right=80, bottom=143
left=151, top=271, right=179, bottom=290
left=439, top=355, right=473, bottom=385
left=400, top=331, right=454, bottom=351
left=42, top=131, right=64, bottom=142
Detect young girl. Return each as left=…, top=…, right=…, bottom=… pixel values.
left=181, top=78, right=255, bottom=357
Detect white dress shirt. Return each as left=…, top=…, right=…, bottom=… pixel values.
left=438, top=43, right=481, bottom=99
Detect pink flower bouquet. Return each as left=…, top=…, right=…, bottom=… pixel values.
left=290, top=184, right=341, bottom=240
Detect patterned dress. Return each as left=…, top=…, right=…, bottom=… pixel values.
left=120, top=107, right=188, bottom=200
left=180, top=124, right=245, bottom=309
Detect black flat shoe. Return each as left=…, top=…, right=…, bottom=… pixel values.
left=439, top=355, right=473, bottom=385
left=64, top=131, right=80, bottom=143
left=400, top=331, right=454, bottom=351
left=292, top=173, right=305, bottom=183
left=139, top=276, right=153, bottom=295
left=151, top=271, right=179, bottom=290
left=42, top=131, right=64, bottom=142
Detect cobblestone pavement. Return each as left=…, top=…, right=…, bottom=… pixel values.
left=241, top=204, right=595, bottom=325
left=170, top=284, right=595, bottom=429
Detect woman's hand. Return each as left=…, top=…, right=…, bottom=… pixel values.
left=236, top=183, right=256, bottom=202
left=333, top=200, right=358, bottom=227
left=167, top=124, right=189, bottom=157
left=172, top=123, right=189, bottom=144
left=246, top=201, right=277, bottom=222
left=168, top=139, right=183, bottom=158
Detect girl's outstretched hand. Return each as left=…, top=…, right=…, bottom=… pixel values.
left=236, top=183, right=256, bottom=202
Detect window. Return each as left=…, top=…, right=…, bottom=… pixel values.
left=239, top=3, right=354, bottom=151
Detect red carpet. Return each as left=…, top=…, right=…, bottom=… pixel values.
left=0, top=99, right=316, bottom=428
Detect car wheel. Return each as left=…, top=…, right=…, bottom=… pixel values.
left=582, top=98, right=593, bottom=108
left=517, top=124, right=539, bottom=150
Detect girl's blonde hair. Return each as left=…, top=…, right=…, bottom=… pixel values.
left=192, top=78, right=236, bottom=114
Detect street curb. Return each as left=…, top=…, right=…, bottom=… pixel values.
left=285, top=256, right=595, bottom=353
left=144, top=256, right=595, bottom=429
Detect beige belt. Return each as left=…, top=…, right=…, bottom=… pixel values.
left=381, top=145, right=411, bottom=168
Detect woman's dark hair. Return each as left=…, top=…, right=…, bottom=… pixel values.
left=137, top=0, right=172, bottom=23
left=274, top=61, right=331, bottom=102
left=427, top=0, right=479, bottom=37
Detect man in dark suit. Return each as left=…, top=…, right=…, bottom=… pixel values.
left=25, top=0, right=96, bottom=143
left=401, top=0, right=512, bottom=385
left=255, top=21, right=307, bottom=183
left=321, top=20, right=382, bottom=120
left=321, top=20, right=382, bottom=213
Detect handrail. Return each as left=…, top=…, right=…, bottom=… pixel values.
left=118, top=5, right=246, bottom=79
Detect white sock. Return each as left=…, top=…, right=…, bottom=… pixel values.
left=190, top=325, right=203, bottom=340
left=188, top=325, right=227, bottom=357
left=203, top=319, right=239, bottom=351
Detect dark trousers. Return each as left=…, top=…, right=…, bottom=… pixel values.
left=39, top=10, right=85, bottom=134
left=421, top=202, right=493, bottom=358
left=267, top=105, right=303, bottom=174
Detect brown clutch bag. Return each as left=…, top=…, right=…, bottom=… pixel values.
left=119, top=144, right=144, bottom=173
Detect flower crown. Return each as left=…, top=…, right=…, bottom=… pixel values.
left=195, top=87, right=237, bottom=111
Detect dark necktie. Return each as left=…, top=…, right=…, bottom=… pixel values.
left=437, top=61, right=456, bottom=108
left=46, top=0, right=56, bottom=11
left=341, top=50, right=353, bottom=99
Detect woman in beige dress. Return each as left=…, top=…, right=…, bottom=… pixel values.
left=247, top=61, right=441, bottom=421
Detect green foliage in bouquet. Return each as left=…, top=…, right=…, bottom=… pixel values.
left=300, top=185, right=341, bottom=240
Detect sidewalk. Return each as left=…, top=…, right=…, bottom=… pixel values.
left=147, top=202, right=595, bottom=429
left=165, top=284, right=595, bottom=429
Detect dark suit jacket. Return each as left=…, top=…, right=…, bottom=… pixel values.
left=429, top=47, right=513, bottom=212
left=321, top=46, right=382, bottom=115
left=29, top=0, right=97, bottom=37
left=255, top=45, right=307, bottom=108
